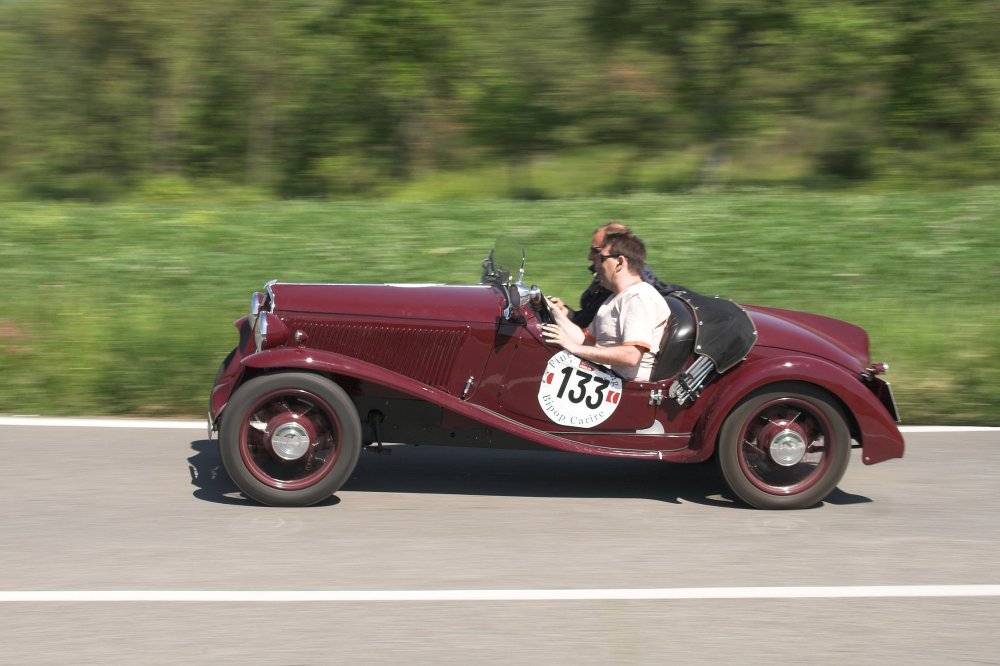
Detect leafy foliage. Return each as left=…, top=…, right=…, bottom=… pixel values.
left=2, top=0, right=1000, bottom=199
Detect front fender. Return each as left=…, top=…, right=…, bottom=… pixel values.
left=695, top=354, right=904, bottom=465
left=209, top=317, right=254, bottom=425
left=241, top=347, right=443, bottom=400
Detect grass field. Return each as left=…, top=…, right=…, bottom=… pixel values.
left=2, top=189, right=999, bottom=424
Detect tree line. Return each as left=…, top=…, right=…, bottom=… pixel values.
left=1, top=0, right=998, bottom=200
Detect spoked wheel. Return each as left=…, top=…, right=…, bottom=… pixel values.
left=219, top=372, right=361, bottom=507
left=717, top=383, right=851, bottom=510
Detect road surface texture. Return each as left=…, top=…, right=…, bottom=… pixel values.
left=0, top=420, right=997, bottom=664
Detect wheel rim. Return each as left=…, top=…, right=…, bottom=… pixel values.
left=737, top=396, right=836, bottom=496
left=238, top=388, right=342, bottom=491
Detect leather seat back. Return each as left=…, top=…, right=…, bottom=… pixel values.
left=651, top=296, right=697, bottom=382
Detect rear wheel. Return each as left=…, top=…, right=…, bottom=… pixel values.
left=717, top=383, right=850, bottom=510
left=219, top=372, right=361, bottom=507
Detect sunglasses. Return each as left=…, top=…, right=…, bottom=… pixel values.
left=596, top=253, right=622, bottom=262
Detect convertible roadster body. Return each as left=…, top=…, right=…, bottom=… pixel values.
left=208, top=240, right=902, bottom=509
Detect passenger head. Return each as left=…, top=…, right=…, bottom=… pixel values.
left=602, top=231, right=646, bottom=276
left=590, top=221, right=632, bottom=262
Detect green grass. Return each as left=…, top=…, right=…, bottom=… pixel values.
left=385, top=146, right=745, bottom=201
left=2, top=189, right=999, bottom=424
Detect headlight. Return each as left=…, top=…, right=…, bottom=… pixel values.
left=250, top=292, right=265, bottom=318
left=254, top=312, right=289, bottom=352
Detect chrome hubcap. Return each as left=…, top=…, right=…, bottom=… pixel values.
left=271, top=422, right=311, bottom=461
left=769, top=428, right=807, bottom=466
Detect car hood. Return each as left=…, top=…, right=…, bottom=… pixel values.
left=746, top=305, right=871, bottom=371
left=268, top=283, right=507, bottom=323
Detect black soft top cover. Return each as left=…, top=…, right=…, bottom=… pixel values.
left=671, top=290, right=757, bottom=373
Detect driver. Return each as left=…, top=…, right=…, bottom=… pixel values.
left=557, top=221, right=685, bottom=328
left=542, top=232, right=671, bottom=382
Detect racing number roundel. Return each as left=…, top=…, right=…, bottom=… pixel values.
left=537, top=351, right=623, bottom=428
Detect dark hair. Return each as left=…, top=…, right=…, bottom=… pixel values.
left=603, top=231, right=646, bottom=275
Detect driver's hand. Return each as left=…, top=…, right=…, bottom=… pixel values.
left=547, top=296, right=569, bottom=317
left=541, top=323, right=574, bottom=352
left=541, top=317, right=586, bottom=351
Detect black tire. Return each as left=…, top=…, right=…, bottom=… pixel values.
left=717, top=383, right=851, bottom=510
left=219, top=372, right=361, bottom=507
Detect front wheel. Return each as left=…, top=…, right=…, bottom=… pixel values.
left=717, top=383, right=851, bottom=510
left=219, top=372, right=361, bottom=507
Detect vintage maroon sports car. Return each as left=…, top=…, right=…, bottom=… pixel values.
left=208, top=239, right=902, bottom=509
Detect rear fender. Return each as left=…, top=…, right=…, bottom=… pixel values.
left=694, top=355, right=904, bottom=465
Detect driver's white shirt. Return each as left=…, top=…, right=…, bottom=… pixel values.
left=586, top=281, right=671, bottom=382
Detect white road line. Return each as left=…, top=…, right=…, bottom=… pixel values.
left=898, top=426, right=1000, bottom=433
left=1, top=585, right=999, bottom=602
left=0, top=416, right=997, bottom=433
left=0, top=416, right=206, bottom=429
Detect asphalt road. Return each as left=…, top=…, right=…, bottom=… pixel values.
left=1, top=421, right=998, bottom=665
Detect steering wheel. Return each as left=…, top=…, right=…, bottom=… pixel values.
left=531, top=287, right=556, bottom=325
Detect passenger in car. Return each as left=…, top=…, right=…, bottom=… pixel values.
left=557, top=221, right=684, bottom=328
left=542, top=232, right=671, bottom=382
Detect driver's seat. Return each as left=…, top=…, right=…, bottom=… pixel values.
left=651, top=296, right=697, bottom=382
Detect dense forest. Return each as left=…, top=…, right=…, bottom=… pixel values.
left=1, top=0, right=998, bottom=200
